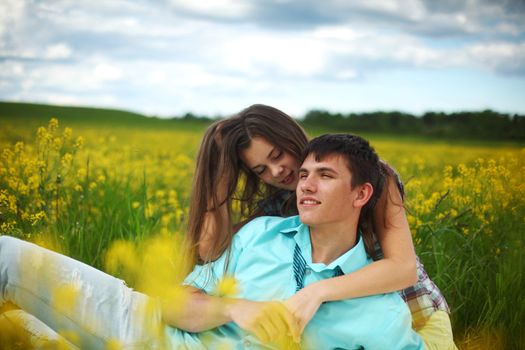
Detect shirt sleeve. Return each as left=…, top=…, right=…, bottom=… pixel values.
left=364, top=303, right=424, bottom=350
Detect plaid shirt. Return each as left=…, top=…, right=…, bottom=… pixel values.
left=257, top=163, right=449, bottom=329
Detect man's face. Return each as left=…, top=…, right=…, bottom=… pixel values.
left=297, top=153, right=359, bottom=227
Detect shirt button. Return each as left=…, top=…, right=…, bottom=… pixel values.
left=305, top=269, right=311, bottom=275
left=243, top=339, right=251, bottom=347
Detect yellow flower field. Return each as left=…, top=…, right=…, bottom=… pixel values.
left=0, top=118, right=523, bottom=349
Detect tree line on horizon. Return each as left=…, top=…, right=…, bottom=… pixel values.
left=1, top=101, right=523, bottom=142
left=180, top=109, right=525, bottom=141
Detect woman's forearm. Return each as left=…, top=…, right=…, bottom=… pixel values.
left=313, top=257, right=417, bottom=303
left=162, top=288, right=233, bottom=332
left=165, top=288, right=300, bottom=343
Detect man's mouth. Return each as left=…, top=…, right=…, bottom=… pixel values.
left=299, top=198, right=321, bottom=205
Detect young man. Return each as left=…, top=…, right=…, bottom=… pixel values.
left=167, top=134, right=424, bottom=349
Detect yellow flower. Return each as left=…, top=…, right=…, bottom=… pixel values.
left=53, top=137, right=63, bottom=150
left=61, top=153, right=73, bottom=167
left=63, top=127, right=72, bottom=140
left=14, top=141, right=24, bottom=153
left=48, top=118, right=59, bottom=131
left=37, top=126, right=48, bottom=142
left=74, top=136, right=84, bottom=149
left=29, top=211, right=47, bottom=226
left=105, top=240, right=139, bottom=278
left=76, top=167, right=87, bottom=179
left=105, top=339, right=122, bottom=350
left=214, top=276, right=239, bottom=297
left=52, top=283, right=80, bottom=315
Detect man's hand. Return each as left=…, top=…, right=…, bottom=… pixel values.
left=285, top=285, right=324, bottom=334
left=227, top=299, right=301, bottom=344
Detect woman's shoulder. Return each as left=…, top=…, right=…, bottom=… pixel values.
left=257, top=190, right=295, bottom=216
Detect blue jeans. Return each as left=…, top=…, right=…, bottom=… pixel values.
left=0, top=236, right=163, bottom=349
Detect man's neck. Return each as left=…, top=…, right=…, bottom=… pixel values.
left=309, top=221, right=358, bottom=265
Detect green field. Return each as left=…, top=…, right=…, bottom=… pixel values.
left=1, top=102, right=524, bottom=349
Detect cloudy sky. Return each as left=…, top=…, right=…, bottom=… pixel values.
left=1, top=0, right=524, bottom=118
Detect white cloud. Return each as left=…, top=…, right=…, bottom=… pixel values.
left=313, top=26, right=365, bottom=41
left=44, top=43, right=72, bottom=59
left=166, top=0, right=251, bottom=19
left=495, top=22, right=521, bottom=36
left=28, top=93, right=84, bottom=106
left=336, top=69, right=358, bottom=80
left=465, top=41, right=525, bottom=73
left=220, top=33, right=328, bottom=77
left=0, top=61, right=25, bottom=76
left=93, top=63, right=123, bottom=82
left=148, top=70, right=166, bottom=85
left=0, top=0, right=26, bottom=38
left=347, top=0, right=427, bottom=21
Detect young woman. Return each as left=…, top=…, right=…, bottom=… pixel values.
left=187, top=104, right=455, bottom=349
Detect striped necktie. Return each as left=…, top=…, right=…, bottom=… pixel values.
left=293, top=244, right=344, bottom=291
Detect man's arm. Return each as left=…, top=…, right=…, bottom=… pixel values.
left=163, top=286, right=300, bottom=343
left=364, top=302, right=424, bottom=350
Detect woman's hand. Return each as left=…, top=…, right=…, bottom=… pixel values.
left=284, top=283, right=325, bottom=334
left=227, top=299, right=301, bottom=344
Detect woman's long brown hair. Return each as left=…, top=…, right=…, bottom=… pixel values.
left=187, top=104, right=309, bottom=264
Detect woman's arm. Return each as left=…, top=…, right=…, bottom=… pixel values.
left=164, top=286, right=300, bottom=343
left=285, top=175, right=417, bottom=331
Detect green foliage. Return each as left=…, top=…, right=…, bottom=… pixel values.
left=3, top=101, right=524, bottom=142
left=303, top=109, right=525, bottom=141
left=0, top=101, right=212, bottom=133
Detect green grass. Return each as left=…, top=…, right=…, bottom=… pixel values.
left=0, top=101, right=212, bottom=133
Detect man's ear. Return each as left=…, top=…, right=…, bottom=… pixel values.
left=353, top=183, right=373, bottom=208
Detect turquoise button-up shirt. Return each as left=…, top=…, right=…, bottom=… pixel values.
left=166, top=216, right=424, bottom=350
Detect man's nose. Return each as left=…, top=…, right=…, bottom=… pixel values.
left=300, top=176, right=316, bottom=193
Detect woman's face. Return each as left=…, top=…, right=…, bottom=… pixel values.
left=240, top=136, right=300, bottom=191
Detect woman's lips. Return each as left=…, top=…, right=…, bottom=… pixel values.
left=281, top=172, right=294, bottom=185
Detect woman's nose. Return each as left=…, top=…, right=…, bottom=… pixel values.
left=270, top=164, right=284, bottom=178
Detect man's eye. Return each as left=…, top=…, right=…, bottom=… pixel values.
left=321, top=173, right=332, bottom=178
left=299, top=173, right=308, bottom=179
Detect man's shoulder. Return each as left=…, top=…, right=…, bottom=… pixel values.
left=235, top=215, right=301, bottom=246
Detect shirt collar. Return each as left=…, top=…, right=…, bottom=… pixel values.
left=280, top=217, right=369, bottom=274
